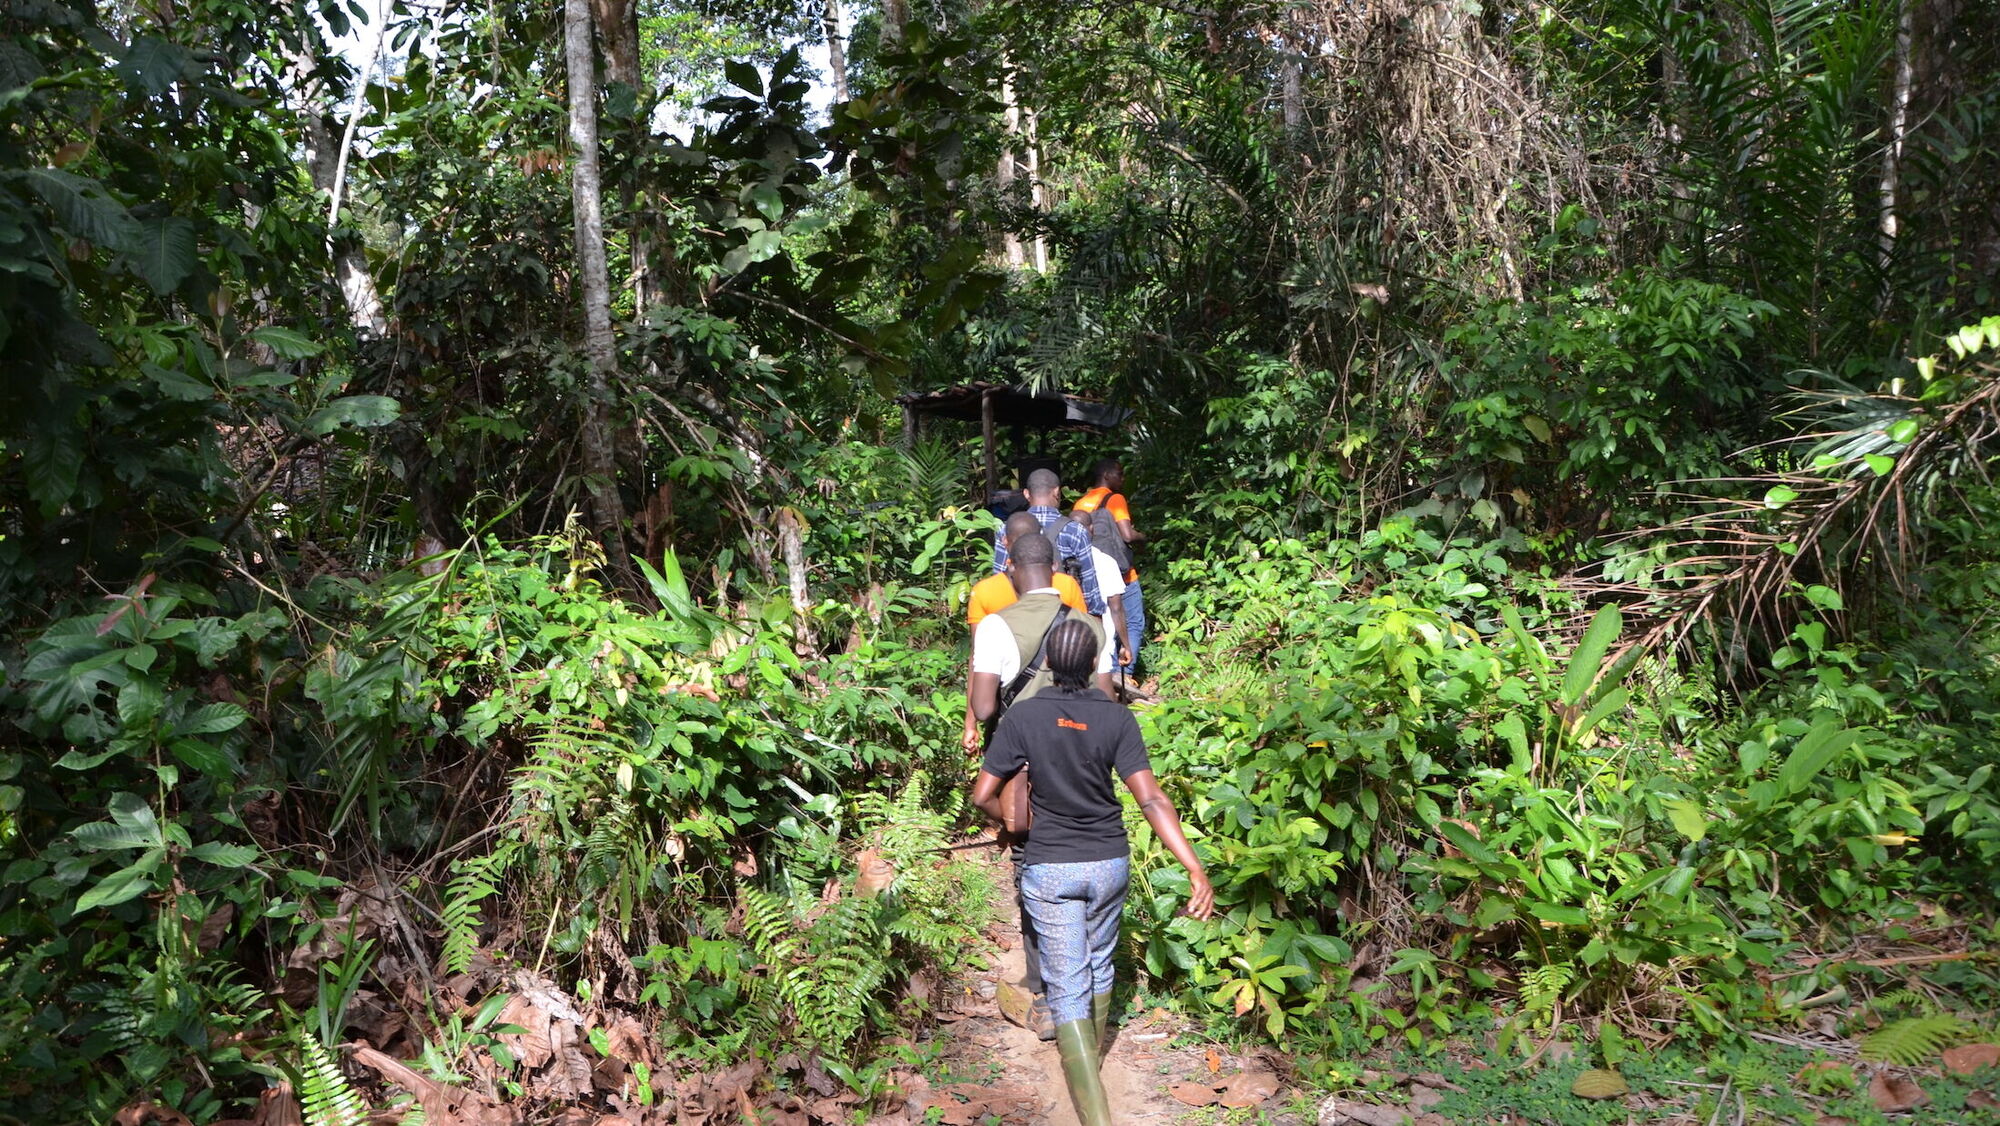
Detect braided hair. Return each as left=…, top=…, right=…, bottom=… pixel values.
left=1046, top=618, right=1099, bottom=692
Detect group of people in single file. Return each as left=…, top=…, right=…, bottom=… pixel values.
left=954, top=459, right=1214, bottom=1126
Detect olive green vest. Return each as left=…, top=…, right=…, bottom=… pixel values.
left=993, top=592, right=1106, bottom=710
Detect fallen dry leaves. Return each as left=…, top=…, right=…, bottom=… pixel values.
left=1944, top=1043, right=2000, bottom=1075
left=1868, top=1071, right=1930, bottom=1114
left=1169, top=1070, right=1281, bottom=1109
left=915, top=1081, right=1038, bottom=1124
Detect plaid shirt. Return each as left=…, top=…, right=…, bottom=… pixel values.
left=991, top=505, right=1105, bottom=615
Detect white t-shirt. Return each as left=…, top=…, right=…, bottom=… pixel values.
left=971, top=590, right=1115, bottom=683
left=1090, top=547, right=1127, bottom=601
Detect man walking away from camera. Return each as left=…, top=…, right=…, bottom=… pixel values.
left=992, top=469, right=1105, bottom=617
left=1075, top=459, right=1145, bottom=680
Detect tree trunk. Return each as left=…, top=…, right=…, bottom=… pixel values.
left=776, top=506, right=818, bottom=654
left=880, top=0, right=908, bottom=48
left=565, top=0, right=631, bottom=571
left=997, top=61, right=1025, bottom=267
left=1023, top=101, right=1048, bottom=272
left=588, top=0, right=640, bottom=87
left=1878, top=0, right=1913, bottom=284
left=822, top=0, right=850, bottom=104
left=287, top=37, right=386, bottom=336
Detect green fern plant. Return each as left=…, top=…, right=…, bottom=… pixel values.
left=1860, top=1014, right=1972, bottom=1065
left=299, top=1030, right=368, bottom=1126
left=440, top=840, right=517, bottom=975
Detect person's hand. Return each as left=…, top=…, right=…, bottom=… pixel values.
left=1116, top=636, right=1132, bottom=668
left=961, top=717, right=982, bottom=756
left=995, top=827, right=1025, bottom=850
left=1180, top=873, right=1215, bottom=921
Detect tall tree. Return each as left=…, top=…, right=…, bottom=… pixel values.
left=565, top=0, right=632, bottom=569
left=823, top=0, right=851, bottom=102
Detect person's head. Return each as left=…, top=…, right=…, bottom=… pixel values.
left=1046, top=618, right=1100, bottom=691
left=1091, top=458, right=1124, bottom=492
left=1003, top=511, right=1042, bottom=546
left=1024, top=467, right=1062, bottom=507
left=1007, top=527, right=1056, bottom=588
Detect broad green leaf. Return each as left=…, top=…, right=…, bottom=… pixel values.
left=1763, top=485, right=1799, bottom=508
left=1522, top=415, right=1552, bottom=443
left=1493, top=713, right=1531, bottom=775
left=1801, top=584, right=1844, bottom=612
left=1864, top=454, right=1894, bottom=477
left=1662, top=798, right=1707, bottom=843
left=74, top=848, right=163, bottom=911
left=117, top=36, right=193, bottom=95
left=108, top=792, right=158, bottom=835
left=188, top=841, right=258, bottom=867
left=124, top=215, right=195, bottom=293
left=1886, top=418, right=1919, bottom=443
left=72, top=820, right=158, bottom=852
left=251, top=325, right=325, bottom=359
left=724, top=58, right=763, bottom=96
left=54, top=746, right=124, bottom=770
left=1573, top=685, right=1629, bottom=737
left=1438, top=820, right=1499, bottom=864
left=144, top=362, right=212, bottom=401
left=1778, top=718, right=1858, bottom=795
left=639, top=552, right=696, bottom=623
left=19, top=168, right=139, bottom=250
left=22, top=430, right=83, bottom=517
left=1560, top=604, right=1623, bottom=707
left=1526, top=900, right=1588, bottom=926
left=305, top=394, right=401, bottom=435
left=174, top=702, right=247, bottom=736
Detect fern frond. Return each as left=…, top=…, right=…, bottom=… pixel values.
left=1860, top=1015, right=1971, bottom=1065
left=441, top=840, right=517, bottom=974
left=299, top=1030, right=368, bottom=1126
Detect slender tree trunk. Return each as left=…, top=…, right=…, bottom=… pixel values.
left=1878, top=0, right=1914, bottom=287
left=565, top=0, right=631, bottom=571
left=776, top=506, right=817, bottom=654
left=997, top=60, right=1025, bottom=267
left=880, top=0, right=907, bottom=48
left=822, top=0, right=850, bottom=103
left=1282, top=57, right=1302, bottom=131
left=287, top=41, right=385, bottom=335
left=1023, top=101, right=1048, bottom=272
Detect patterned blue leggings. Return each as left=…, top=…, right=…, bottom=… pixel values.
left=1018, top=857, right=1130, bottom=1026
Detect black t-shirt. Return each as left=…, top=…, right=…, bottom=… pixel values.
left=982, top=687, right=1152, bottom=865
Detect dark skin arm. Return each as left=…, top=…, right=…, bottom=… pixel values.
left=1123, top=769, right=1213, bottom=919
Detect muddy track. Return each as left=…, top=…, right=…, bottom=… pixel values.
left=923, top=853, right=1202, bottom=1125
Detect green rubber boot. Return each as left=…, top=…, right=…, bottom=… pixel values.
left=1054, top=1018, right=1111, bottom=1126
left=1090, top=991, right=1113, bottom=1054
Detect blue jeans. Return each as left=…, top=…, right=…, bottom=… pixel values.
left=1120, top=578, right=1145, bottom=678
left=1019, top=856, right=1130, bottom=1025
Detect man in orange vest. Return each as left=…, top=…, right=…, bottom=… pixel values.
left=1075, top=459, right=1145, bottom=680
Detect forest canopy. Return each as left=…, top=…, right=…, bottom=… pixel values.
left=3, top=0, right=2000, bottom=1122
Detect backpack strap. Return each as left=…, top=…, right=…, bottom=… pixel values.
left=998, top=605, right=1071, bottom=712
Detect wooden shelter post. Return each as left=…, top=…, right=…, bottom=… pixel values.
left=981, top=387, right=999, bottom=499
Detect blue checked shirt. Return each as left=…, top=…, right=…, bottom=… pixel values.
left=992, top=505, right=1106, bottom=614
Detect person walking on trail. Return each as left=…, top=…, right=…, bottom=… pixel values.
left=1075, top=459, right=1145, bottom=679
left=968, top=618, right=1214, bottom=1126
left=962, top=514, right=1088, bottom=757
left=965, top=532, right=1116, bottom=1042
left=967, top=513, right=1087, bottom=629
left=1073, top=506, right=1133, bottom=676
left=992, top=468, right=1106, bottom=617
